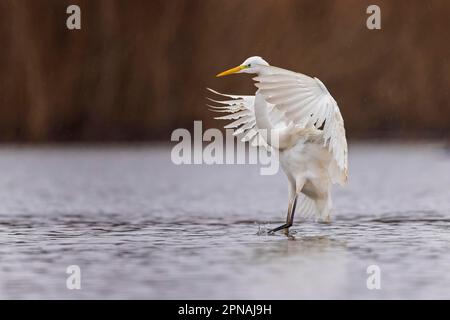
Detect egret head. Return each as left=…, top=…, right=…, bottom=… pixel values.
left=216, top=56, right=269, bottom=77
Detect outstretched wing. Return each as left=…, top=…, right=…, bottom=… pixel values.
left=206, top=88, right=289, bottom=148
left=254, top=66, right=348, bottom=184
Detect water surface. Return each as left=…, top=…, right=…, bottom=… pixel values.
left=0, top=143, right=449, bottom=299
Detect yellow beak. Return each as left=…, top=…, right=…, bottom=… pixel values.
left=216, top=65, right=246, bottom=77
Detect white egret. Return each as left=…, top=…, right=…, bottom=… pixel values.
left=208, top=56, right=348, bottom=235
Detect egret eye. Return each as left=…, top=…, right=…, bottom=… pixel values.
left=247, top=64, right=251, bottom=67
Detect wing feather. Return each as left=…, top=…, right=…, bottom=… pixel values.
left=207, top=87, right=291, bottom=149
left=255, top=66, right=348, bottom=184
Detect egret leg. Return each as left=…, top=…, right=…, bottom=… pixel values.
left=268, top=195, right=298, bottom=235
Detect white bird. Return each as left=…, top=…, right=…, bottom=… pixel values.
left=208, top=56, right=348, bottom=235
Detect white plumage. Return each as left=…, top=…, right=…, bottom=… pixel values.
left=209, top=56, right=348, bottom=235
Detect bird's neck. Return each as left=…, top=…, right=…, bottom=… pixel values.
left=254, top=91, right=273, bottom=131
left=254, top=90, right=280, bottom=148
left=253, top=68, right=273, bottom=132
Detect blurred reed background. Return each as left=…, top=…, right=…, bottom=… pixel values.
left=0, top=0, right=449, bottom=142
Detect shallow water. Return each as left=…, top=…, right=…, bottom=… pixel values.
left=0, top=143, right=449, bottom=299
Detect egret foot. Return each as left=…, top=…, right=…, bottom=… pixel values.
left=268, top=223, right=292, bottom=234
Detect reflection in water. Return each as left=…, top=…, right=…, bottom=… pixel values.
left=0, top=144, right=450, bottom=299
